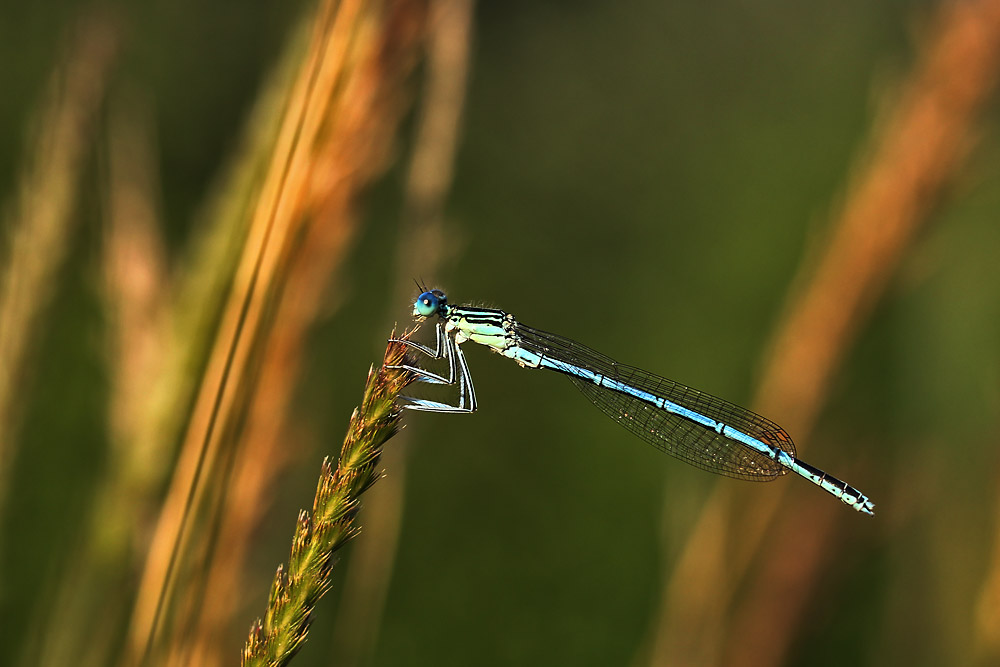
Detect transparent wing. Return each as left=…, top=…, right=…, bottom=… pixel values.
left=514, top=323, right=794, bottom=481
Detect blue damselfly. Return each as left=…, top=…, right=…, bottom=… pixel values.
left=389, top=289, right=874, bottom=515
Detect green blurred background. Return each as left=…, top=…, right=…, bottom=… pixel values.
left=3, top=1, right=1000, bottom=666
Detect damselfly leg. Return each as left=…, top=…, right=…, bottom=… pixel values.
left=387, top=323, right=478, bottom=413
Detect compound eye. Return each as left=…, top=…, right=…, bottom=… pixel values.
left=414, top=291, right=439, bottom=317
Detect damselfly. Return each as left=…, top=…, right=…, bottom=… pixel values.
left=389, top=288, right=875, bottom=515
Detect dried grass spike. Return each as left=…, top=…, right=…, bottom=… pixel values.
left=241, top=333, right=416, bottom=666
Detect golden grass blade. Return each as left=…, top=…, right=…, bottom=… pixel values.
left=162, top=2, right=431, bottom=664
left=125, top=4, right=346, bottom=660
left=126, top=0, right=430, bottom=664
left=643, top=1, right=1000, bottom=664
left=27, top=11, right=298, bottom=666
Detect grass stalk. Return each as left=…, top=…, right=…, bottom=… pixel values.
left=127, top=0, right=428, bottom=659
left=644, top=2, right=1000, bottom=665
left=0, top=14, right=117, bottom=518
left=160, top=1, right=430, bottom=663
left=28, top=86, right=168, bottom=667
left=242, top=335, right=416, bottom=666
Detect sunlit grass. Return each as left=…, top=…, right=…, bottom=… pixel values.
left=242, top=336, right=415, bottom=666
left=1, top=1, right=430, bottom=666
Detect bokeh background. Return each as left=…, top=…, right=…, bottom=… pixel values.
left=2, top=1, right=1000, bottom=666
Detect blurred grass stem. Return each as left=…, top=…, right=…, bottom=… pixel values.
left=123, top=0, right=429, bottom=663
left=0, top=15, right=117, bottom=520
left=26, top=86, right=168, bottom=667
left=162, top=1, right=429, bottom=664
left=127, top=3, right=342, bottom=658
left=645, top=1, right=1000, bottom=664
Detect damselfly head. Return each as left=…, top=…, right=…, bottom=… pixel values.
left=413, top=289, right=448, bottom=318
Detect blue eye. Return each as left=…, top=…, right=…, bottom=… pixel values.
left=414, top=291, right=440, bottom=317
